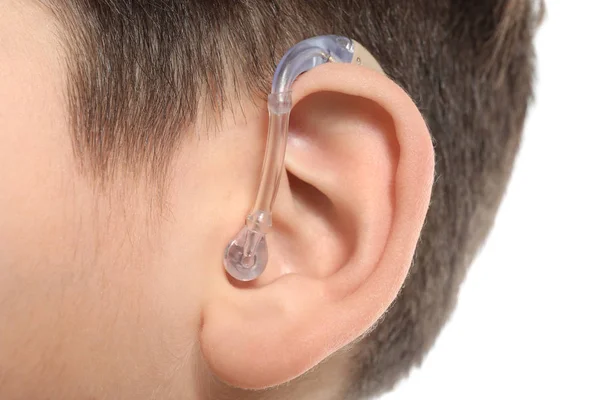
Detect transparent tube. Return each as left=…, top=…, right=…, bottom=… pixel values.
left=253, top=93, right=293, bottom=213
left=224, top=36, right=363, bottom=281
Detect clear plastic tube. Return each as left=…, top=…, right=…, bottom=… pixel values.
left=224, top=35, right=379, bottom=281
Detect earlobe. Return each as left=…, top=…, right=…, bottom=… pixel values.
left=200, top=62, right=434, bottom=389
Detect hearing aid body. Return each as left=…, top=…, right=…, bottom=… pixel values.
left=224, top=35, right=384, bottom=281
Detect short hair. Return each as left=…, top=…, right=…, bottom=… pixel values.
left=41, top=0, right=541, bottom=398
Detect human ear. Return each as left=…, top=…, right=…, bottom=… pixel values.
left=200, top=62, right=434, bottom=389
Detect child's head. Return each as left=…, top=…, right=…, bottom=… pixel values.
left=0, top=1, right=539, bottom=399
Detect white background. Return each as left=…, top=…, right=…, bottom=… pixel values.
left=382, top=1, right=600, bottom=399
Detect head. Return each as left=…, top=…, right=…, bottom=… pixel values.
left=0, top=0, right=540, bottom=399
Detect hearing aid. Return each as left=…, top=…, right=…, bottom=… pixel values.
left=224, top=35, right=384, bottom=281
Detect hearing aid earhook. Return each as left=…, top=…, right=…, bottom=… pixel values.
left=223, top=35, right=384, bottom=281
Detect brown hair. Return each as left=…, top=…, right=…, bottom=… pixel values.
left=42, top=0, right=541, bottom=398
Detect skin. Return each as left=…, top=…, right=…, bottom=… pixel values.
left=0, top=1, right=434, bottom=399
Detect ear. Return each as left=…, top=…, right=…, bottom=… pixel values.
left=200, top=62, right=434, bottom=389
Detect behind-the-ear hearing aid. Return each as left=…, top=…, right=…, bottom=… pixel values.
left=224, top=35, right=384, bottom=281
